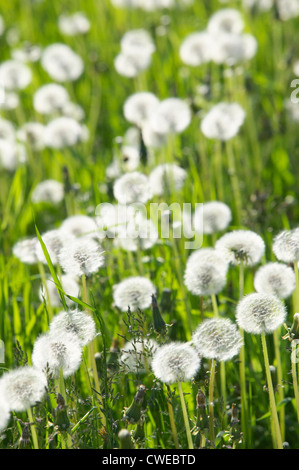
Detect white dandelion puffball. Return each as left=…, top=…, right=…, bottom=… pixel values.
left=49, top=309, right=96, bottom=347
left=200, top=102, right=246, bottom=141
left=149, top=98, right=192, bottom=135
left=58, top=12, right=90, bottom=36
left=121, top=29, right=156, bottom=56
left=184, top=252, right=228, bottom=296
left=0, top=91, right=19, bottom=111
left=11, top=43, right=41, bottom=63
left=142, top=121, right=168, bottom=148
left=254, top=262, right=296, bottom=299
left=58, top=237, right=105, bottom=277
left=242, top=0, right=273, bottom=12
left=41, top=43, right=84, bottom=82
left=62, top=101, right=85, bottom=121
left=44, top=117, right=87, bottom=149
left=120, top=338, right=158, bottom=373
left=277, top=0, right=299, bottom=20
left=114, top=50, right=152, bottom=78
left=36, top=229, right=75, bottom=265
left=0, top=139, right=27, bottom=171
left=17, top=122, right=46, bottom=151
left=113, top=171, right=152, bottom=204
left=215, top=230, right=265, bottom=266
left=123, top=92, right=160, bottom=127
left=236, top=293, right=287, bottom=334
left=192, top=318, right=243, bottom=362
left=179, top=32, right=215, bottom=66
left=272, top=228, right=299, bottom=263
left=0, top=60, right=32, bottom=90
left=95, top=203, right=137, bottom=239
left=120, top=145, right=140, bottom=172
left=212, top=32, right=258, bottom=65
left=186, top=247, right=229, bottom=271
left=151, top=342, right=201, bottom=384
left=207, top=8, right=244, bottom=35
left=12, top=237, right=38, bottom=265
left=31, top=179, right=64, bottom=204
left=193, top=201, right=232, bottom=235
left=113, top=276, right=156, bottom=312
left=39, top=275, right=80, bottom=308
left=0, top=400, right=10, bottom=432
left=60, top=215, right=101, bottom=240
left=0, top=366, right=47, bottom=412
left=0, top=118, right=15, bottom=142
left=148, top=163, right=187, bottom=196
left=115, top=213, right=159, bottom=252
left=33, top=83, right=70, bottom=115
left=31, top=331, right=82, bottom=378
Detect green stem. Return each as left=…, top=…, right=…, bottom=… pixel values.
left=291, top=340, right=299, bottom=424
left=261, top=333, right=283, bottom=449
left=177, top=382, right=194, bottom=449
left=27, top=407, right=39, bottom=449
left=166, top=386, right=180, bottom=449
left=208, top=359, right=216, bottom=444
left=273, top=328, right=285, bottom=441
left=226, top=141, right=242, bottom=226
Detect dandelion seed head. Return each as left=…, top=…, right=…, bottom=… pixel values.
left=58, top=12, right=90, bottom=36
left=0, top=139, right=27, bottom=171
left=114, top=50, right=152, bottom=78
left=0, top=399, right=10, bottom=432
left=148, top=163, right=187, bottom=196
left=277, top=0, right=299, bottom=20
left=113, top=276, right=156, bottom=312
left=0, top=366, right=47, bottom=412
left=39, top=275, right=80, bottom=308
left=114, top=213, right=159, bottom=252
left=41, top=43, right=84, bottom=82
left=113, top=171, right=152, bottom=204
left=0, top=118, right=16, bottom=142
left=254, top=262, right=296, bottom=299
left=31, top=179, right=64, bottom=204
left=207, top=8, right=244, bottom=35
left=236, top=293, right=287, bottom=334
left=44, top=117, right=87, bottom=149
left=60, top=215, right=101, bottom=241
left=120, top=29, right=156, bottom=56
left=31, top=331, right=82, bottom=378
left=58, top=237, right=105, bottom=277
left=200, top=102, right=245, bottom=141
left=193, top=201, right=232, bottom=235
left=49, top=309, right=96, bottom=346
left=272, top=228, right=299, bottom=263
left=149, top=98, right=192, bottom=135
left=215, top=230, right=265, bottom=266
left=17, top=122, right=46, bottom=151
left=123, top=92, right=160, bottom=127
left=33, top=83, right=70, bottom=115
left=0, top=60, right=32, bottom=90
left=184, top=254, right=228, bottom=296
left=180, top=32, right=215, bottom=66
left=192, top=318, right=243, bottom=361
left=151, top=342, right=201, bottom=384
left=36, top=228, right=75, bottom=265
left=13, top=237, right=38, bottom=265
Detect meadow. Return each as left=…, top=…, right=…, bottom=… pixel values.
left=0, top=0, right=299, bottom=450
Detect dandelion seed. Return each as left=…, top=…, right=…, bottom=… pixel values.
left=180, top=32, right=215, bottom=66
left=215, top=229, right=265, bottom=266
left=148, top=163, right=187, bottom=196
left=149, top=98, right=192, bottom=135
left=0, top=366, right=47, bottom=412
left=49, top=309, right=96, bottom=347
left=31, top=179, right=64, bottom=204
left=123, top=92, right=160, bottom=127
left=12, top=237, right=38, bottom=265
left=44, top=117, right=87, bottom=149
left=33, top=83, right=70, bottom=115
left=58, top=237, right=105, bottom=277
left=236, top=293, right=287, bottom=334
left=207, top=8, right=244, bottom=35
left=39, top=275, right=80, bottom=308
left=272, top=228, right=299, bottom=263
left=31, top=331, right=82, bottom=378
left=200, top=102, right=246, bottom=141
left=58, top=12, right=90, bottom=36
left=113, top=276, right=156, bottom=312
left=41, top=43, right=84, bottom=82
left=113, top=171, right=152, bottom=204
left=193, top=201, right=232, bottom=235
left=151, top=342, right=201, bottom=384
left=0, top=60, right=32, bottom=90
left=192, top=318, right=243, bottom=361
left=120, top=338, right=158, bottom=373
left=17, top=122, right=46, bottom=151
left=254, top=262, right=296, bottom=299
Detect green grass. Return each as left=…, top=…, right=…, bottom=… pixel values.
left=1, top=0, right=299, bottom=450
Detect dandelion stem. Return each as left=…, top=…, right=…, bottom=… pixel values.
left=291, top=340, right=299, bottom=424
left=38, top=261, right=53, bottom=322
left=177, top=382, right=194, bottom=449
left=27, top=407, right=39, bottom=449
left=238, top=261, right=248, bottom=444
left=273, top=328, right=285, bottom=440
left=166, top=386, right=180, bottom=449
left=226, top=141, right=242, bottom=226
left=208, top=359, right=216, bottom=444
left=261, top=333, right=283, bottom=449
